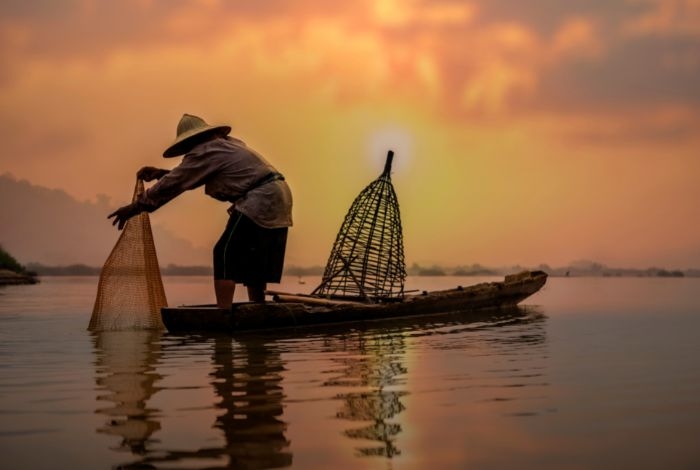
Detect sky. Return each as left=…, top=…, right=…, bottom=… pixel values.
left=1, top=0, right=699, bottom=269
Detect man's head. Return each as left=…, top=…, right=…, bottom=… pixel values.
left=163, top=113, right=231, bottom=158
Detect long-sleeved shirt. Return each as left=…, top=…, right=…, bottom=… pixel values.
left=137, top=136, right=293, bottom=228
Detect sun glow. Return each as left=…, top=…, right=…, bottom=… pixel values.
left=366, top=125, right=415, bottom=175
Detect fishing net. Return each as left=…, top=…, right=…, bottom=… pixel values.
left=88, top=179, right=167, bottom=331
left=313, top=151, right=406, bottom=301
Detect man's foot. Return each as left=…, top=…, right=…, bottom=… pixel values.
left=247, top=284, right=266, bottom=302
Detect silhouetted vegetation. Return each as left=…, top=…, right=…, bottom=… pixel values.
left=0, top=244, right=26, bottom=273
left=0, top=245, right=38, bottom=284
left=26, top=263, right=100, bottom=276
left=452, top=264, right=499, bottom=276
left=408, top=263, right=446, bottom=276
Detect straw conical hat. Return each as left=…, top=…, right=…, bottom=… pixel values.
left=162, top=114, right=231, bottom=158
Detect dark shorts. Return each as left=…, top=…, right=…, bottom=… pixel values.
left=213, top=211, right=288, bottom=285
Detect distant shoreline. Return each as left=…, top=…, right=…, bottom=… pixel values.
left=0, top=245, right=39, bottom=286
left=20, top=262, right=700, bottom=278
left=0, top=269, right=39, bottom=286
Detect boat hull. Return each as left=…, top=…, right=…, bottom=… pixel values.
left=161, top=270, right=547, bottom=334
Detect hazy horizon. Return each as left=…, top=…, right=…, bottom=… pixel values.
left=1, top=1, right=699, bottom=269
left=2, top=172, right=699, bottom=271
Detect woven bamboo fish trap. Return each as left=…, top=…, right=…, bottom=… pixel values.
left=313, top=151, right=406, bottom=301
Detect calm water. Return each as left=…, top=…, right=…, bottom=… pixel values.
left=1, top=275, right=699, bottom=469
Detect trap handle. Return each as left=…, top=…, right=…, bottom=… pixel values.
left=383, top=150, right=394, bottom=176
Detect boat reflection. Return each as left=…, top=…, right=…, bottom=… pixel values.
left=319, top=306, right=547, bottom=460
left=92, top=330, right=163, bottom=455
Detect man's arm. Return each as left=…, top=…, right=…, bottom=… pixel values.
left=108, top=153, right=220, bottom=230
left=137, top=166, right=170, bottom=182
left=107, top=167, right=171, bottom=230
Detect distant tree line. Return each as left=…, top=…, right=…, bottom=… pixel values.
left=26, top=263, right=100, bottom=276
left=15, top=260, right=699, bottom=278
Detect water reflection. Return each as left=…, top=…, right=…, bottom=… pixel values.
left=320, top=307, right=548, bottom=460
left=91, top=307, right=546, bottom=468
left=94, top=334, right=292, bottom=469
left=210, top=337, right=292, bottom=468
left=92, top=330, right=163, bottom=455
left=325, top=334, right=408, bottom=458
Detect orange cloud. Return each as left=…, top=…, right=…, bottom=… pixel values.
left=545, top=105, right=700, bottom=145
left=623, top=0, right=700, bottom=36
left=550, top=17, right=604, bottom=59
left=373, top=0, right=477, bottom=27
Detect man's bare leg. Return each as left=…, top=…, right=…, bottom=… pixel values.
left=215, top=280, right=236, bottom=308
left=247, top=283, right=266, bottom=303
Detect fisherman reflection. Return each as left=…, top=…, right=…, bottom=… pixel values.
left=211, top=336, right=292, bottom=468
left=324, top=333, right=408, bottom=458
left=105, top=336, right=292, bottom=469
left=92, top=330, right=162, bottom=455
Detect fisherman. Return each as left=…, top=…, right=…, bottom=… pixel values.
left=108, top=113, right=293, bottom=307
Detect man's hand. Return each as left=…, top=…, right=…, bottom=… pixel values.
left=137, top=166, right=170, bottom=182
left=108, top=203, right=141, bottom=230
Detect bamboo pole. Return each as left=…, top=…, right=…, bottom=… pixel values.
left=271, top=293, right=366, bottom=307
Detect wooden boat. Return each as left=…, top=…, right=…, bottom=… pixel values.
left=161, top=270, right=547, bottom=334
